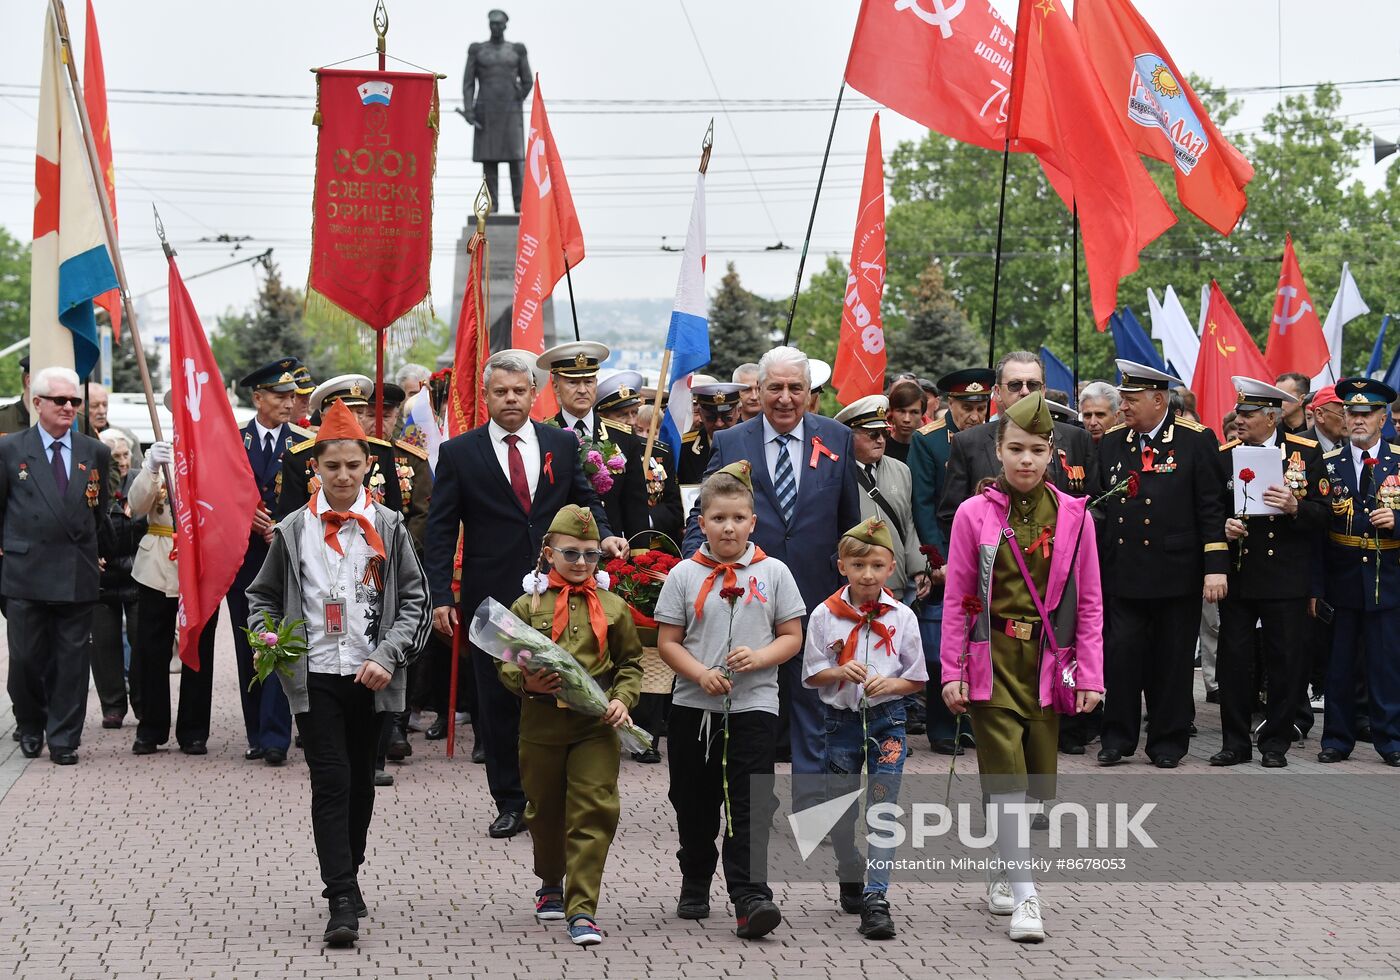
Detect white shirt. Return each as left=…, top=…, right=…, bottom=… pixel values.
left=38, top=426, right=73, bottom=478
left=1351, top=437, right=1383, bottom=479
left=762, top=416, right=805, bottom=489
left=801, top=588, right=927, bottom=712
left=487, top=418, right=540, bottom=500
left=1137, top=411, right=1168, bottom=448
left=300, top=490, right=379, bottom=675
left=560, top=408, right=594, bottom=442
left=253, top=419, right=282, bottom=455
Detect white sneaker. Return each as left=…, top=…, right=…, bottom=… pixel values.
left=986, top=870, right=1014, bottom=916
left=407, top=710, right=428, bottom=733
left=1009, top=895, right=1045, bottom=942
left=1310, top=695, right=1325, bottom=713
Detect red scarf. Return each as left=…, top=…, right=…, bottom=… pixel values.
left=309, top=491, right=385, bottom=559
left=822, top=589, right=897, bottom=684
left=547, top=569, right=610, bottom=666
left=689, top=545, right=768, bottom=620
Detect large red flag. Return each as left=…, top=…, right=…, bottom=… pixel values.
left=1264, top=234, right=1329, bottom=378
left=514, top=77, right=583, bottom=420
left=1192, top=280, right=1272, bottom=434
left=82, top=0, right=121, bottom=342
left=844, top=0, right=1016, bottom=151
left=448, top=229, right=490, bottom=437
left=1077, top=0, right=1253, bottom=236
left=1008, top=0, right=1176, bottom=329
left=833, top=113, right=887, bottom=405
left=166, top=253, right=261, bottom=669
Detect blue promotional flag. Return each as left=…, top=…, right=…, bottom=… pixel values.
left=659, top=172, right=709, bottom=453
left=1039, top=346, right=1074, bottom=397
left=1110, top=306, right=1169, bottom=381
left=1366, top=313, right=1391, bottom=379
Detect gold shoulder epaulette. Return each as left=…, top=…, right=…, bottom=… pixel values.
left=1391, top=443, right=1400, bottom=455
left=600, top=418, right=632, bottom=436
left=1219, top=438, right=1241, bottom=452
left=394, top=438, right=428, bottom=461
left=1104, top=422, right=1127, bottom=435
left=681, top=430, right=700, bottom=444
left=1323, top=446, right=1343, bottom=459
left=917, top=418, right=946, bottom=435
left=1174, top=416, right=1206, bottom=432
left=290, top=437, right=316, bottom=453
left=367, top=435, right=392, bottom=448
left=1285, top=432, right=1319, bottom=448
left=288, top=423, right=314, bottom=439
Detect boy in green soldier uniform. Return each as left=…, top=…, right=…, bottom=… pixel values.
left=500, top=504, right=644, bottom=947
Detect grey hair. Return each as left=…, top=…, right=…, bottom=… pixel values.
left=31, top=365, right=81, bottom=397
left=1078, top=381, right=1120, bottom=413
left=994, top=350, right=1042, bottom=385
left=99, top=428, right=133, bottom=454
left=482, top=352, right=536, bottom=389
left=396, top=362, right=431, bottom=387
left=732, top=363, right=760, bottom=382
left=757, top=346, right=810, bottom=387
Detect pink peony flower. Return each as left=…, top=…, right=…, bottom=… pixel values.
left=593, top=471, right=615, bottom=495
left=259, top=631, right=280, bottom=647
left=586, top=449, right=604, bottom=467
left=605, top=454, right=625, bottom=472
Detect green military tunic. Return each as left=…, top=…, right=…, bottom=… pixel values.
left=501, top=585, right=643, bottom=919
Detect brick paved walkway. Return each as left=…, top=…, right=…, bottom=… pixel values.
left=2, top=625, right=1398, bottom=979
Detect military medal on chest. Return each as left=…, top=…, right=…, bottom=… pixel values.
left=1284, top=450, right=1307, bottom=498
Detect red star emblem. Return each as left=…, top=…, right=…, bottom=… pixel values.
left=33, top=155, right=59, bottom=239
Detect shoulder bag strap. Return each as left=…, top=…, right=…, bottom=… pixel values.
left=996, top=506, right=1086, bottom=656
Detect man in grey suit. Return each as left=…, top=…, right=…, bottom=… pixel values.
left=937, top=350, right=1100, bottom=532
left=0, top=366, right=112, bottom=764
left=682, top=346, right=862, bottom=775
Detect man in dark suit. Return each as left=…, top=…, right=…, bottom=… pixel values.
left=937, top=351, right=1099, bottom=532
left=0, top=366, right=112, bottom=764
left=227, top=358, right=309, bottom=766
left=425, top=350, right=624, bottom=838
left=1096, top=360, right=1229, bottom=768
left=538, top=342, right=651, bottom=541
left=682, top=346, right=861, bottom=777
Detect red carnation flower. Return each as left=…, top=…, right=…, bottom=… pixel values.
left=961, top=595, right=984, bottom=616
left=1239, top=468, right=1256, bottom=484
left=919, top=544, right=946, bottom=569
left=859, top=600, right=880, bottom=616
left=719, top=586, right=745, bottom=603
left=1364, top=456, right=1380, bottom=467
left=1126, top=472, right=1140, bottom=499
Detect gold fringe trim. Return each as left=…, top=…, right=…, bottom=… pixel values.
left=304, top=289, right=436, bottom=358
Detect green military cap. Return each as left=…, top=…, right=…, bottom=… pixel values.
left=547, top=504, right=601, bottom=541
left=711, top=459, right=753, bottom=491
left=1004, top=391, right=1055, bottom=436
left=843, top=516, right=894, bottom=553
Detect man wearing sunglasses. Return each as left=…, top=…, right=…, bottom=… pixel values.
left=936, top=351, right=1100, bottom=534
left=0, top=365, right=114, bottom=766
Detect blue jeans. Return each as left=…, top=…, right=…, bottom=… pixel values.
left=918, top=597, right=964, bottom=744
left=824, top=700, right=906, bottom=895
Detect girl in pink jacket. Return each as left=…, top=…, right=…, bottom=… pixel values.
left=939, top=392, right=1104, bottom=943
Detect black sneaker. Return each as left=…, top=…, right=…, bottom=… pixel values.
left=352, top=885, right=368, bottom=918
left=838, top=882, right=864, bottom=914
left=735, top=897, right=782, bottom=939
left=677, top=878, right=710, bottom=920
left=858, top=892, right=896, bottom=940
left=323, top=895, right=359, bottom=947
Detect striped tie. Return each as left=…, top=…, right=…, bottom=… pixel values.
left=773, top=433, right=797, bottom=523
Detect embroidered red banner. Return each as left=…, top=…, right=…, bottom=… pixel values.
left=308, top=69, right=439, bottom=331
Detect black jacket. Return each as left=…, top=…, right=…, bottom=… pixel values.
left=554, top=412, right=651, bottom=540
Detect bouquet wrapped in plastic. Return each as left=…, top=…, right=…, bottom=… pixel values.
left=469, top=597, right=654, bottom=754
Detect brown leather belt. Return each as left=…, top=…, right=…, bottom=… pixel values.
left=991, top=615, right=1042, bottom=642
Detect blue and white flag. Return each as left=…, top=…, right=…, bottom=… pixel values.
left=659, top=172, right=708, bottom=453
left=401, top=385, right=444, bottom=478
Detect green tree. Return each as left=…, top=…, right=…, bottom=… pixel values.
left=705, top=262, right=774, bottom=379
left=108, top=318, right=161, bottom=391
left=0, top=227, right=30, bottom=395
left=888, top=262, right=985, bottom=381
left=210, top=261, right=311, bottom=386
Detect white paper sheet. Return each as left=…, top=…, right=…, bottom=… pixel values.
left=1231, top=445, right=1284, bottom=515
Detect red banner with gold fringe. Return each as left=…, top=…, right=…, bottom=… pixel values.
left=308, top=68, right=438, bottom=332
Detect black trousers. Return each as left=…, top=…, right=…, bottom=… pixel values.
left=90, top=597, right=136, bottom=717
left=667, top=704, right=777, bottom=906
left=133, top=584, right=220, bottom=746
left=6, top=598, right=95, bottom=753
left=297, top=672, right=382, bottom=901
left=469, top=634, right=525, bottom=813
left=1101, top=594, right=1201, bottom=763
left=1218, top=595, right=1307, bottom=757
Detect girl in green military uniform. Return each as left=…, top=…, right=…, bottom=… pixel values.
left=939, top=393, right=1105, bottom=943
left=501, top=504, right=644, bottom=947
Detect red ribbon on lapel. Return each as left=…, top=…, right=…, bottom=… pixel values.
left=543, top=451, right=555, bottom=485
left=809, top=434, right=840, bottom=469
left=744, top=575, right=767, bottom=604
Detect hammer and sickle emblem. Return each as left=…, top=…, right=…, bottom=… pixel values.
left=893, top=0, right=966, bottom=39
left=182, top=357, right=209, bottom=422
left=527, top=127, right=552, bottom=196
left=1208, top=321, right=1236, bottom=358
left=1272, top=285, right=1313, bottom=336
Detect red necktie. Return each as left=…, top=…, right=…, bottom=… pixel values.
left=504, top=433, right=531, bottom=514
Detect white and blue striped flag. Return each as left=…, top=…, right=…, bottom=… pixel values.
left=659, top=172, right=709, bottom=452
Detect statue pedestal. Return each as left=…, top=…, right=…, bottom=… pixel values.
left=449, top=213, right=554, bottom=360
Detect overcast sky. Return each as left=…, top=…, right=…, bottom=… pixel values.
left=2, top=0, right=1399, bottom=337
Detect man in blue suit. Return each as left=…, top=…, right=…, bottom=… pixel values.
left=682, top=346, right=861, bottom=777
left=425, top=350, right=625, bottom=838
left=228, top=358, right=310, bottom=765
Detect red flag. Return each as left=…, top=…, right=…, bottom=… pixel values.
left=166, top=253, right=261, bottom=669
left=448, top=230, right=490, bottom=437
left=1008, top=0, right=1176, bottom=329
left=514, top=77, right=583, bottom=420
left=1192, top=280, right=1272, bottom=434
left=833, top=113, right=887, bottom=405
left=1264, top=234, right=1328, bottom=378
left=844, top=0, right=1016, bottom=151
left=1076, top=0, right=1253, bottom=236
left=82, top=0, right=121, bottom=342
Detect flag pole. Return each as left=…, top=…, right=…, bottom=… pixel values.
left=986, top=140, right=1012, bottom=369
left=47, top=0, right=163, bottom=444
left=372, top=0, right=389, bottom=438
left=643, top=120, right=713, bottom=470
left=1071, top=202, right=1080, bottom=394
left=783, top=82, right=845, bottom=345
left=562, top=259, right=582, bottom=342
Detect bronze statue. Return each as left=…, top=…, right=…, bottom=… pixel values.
left=461, top=9, right=532, bottom=213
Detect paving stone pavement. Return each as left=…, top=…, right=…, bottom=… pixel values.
left=1, top=624, right=1398, bottom=979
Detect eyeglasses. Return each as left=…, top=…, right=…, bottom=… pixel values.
left=557, top=548, right=603, bottom=564
left=1001, top=380, right=1044, bottom=394
left=38, top=395, right=84, bottom=408
left=861, top=428, right=888, bottom=439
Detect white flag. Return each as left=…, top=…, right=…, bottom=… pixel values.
left=1148, top=286, right=1201, bottom=389
left=1312, top=263, right=1369, bottom=389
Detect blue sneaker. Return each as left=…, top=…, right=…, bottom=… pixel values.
left=567, top=914, right=603, bottom=946
left=534, top=888, right=565, bottom=921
